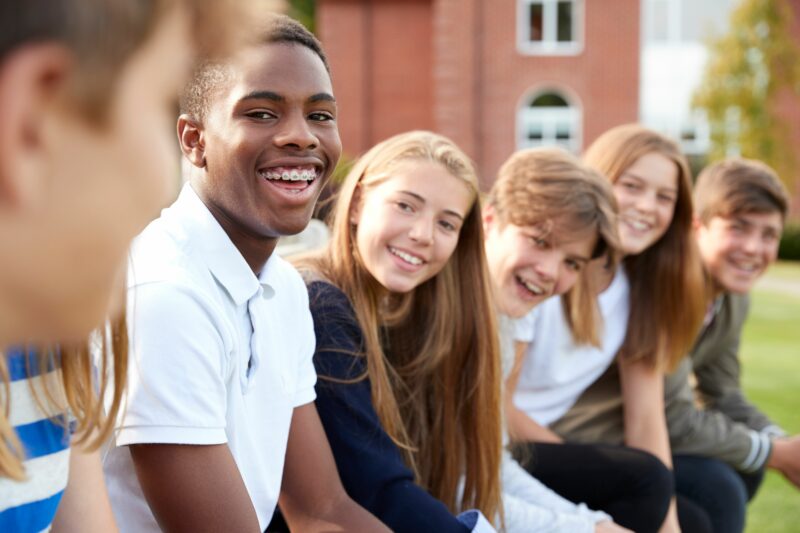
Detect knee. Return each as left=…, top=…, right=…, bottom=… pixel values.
left=628, top=448, right=675, bottom=502
left=706, top=462, right=748, bottom=508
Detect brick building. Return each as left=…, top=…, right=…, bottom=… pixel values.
left=317, top=0, right=799, bottom=216
left=317, top=0, right=640, bottom=188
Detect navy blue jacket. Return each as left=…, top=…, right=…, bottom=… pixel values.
left=308, top=280, right=470, bottom=533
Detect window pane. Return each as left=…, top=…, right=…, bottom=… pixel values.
left=528, top=123, right=544, bottom=141
left=555, top=121, right=571, bottom=140
left=531, top=92, right=569, bottom=107
left=650, top=0, right=669, bottom=41
left=557, top=1, right=573, bottom=42
left=529, top=3, right=544, bottom=41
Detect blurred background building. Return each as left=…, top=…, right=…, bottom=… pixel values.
left=312, top=0, right=800, bottom=215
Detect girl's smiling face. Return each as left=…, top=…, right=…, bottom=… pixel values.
left=613, top=152, right=679, bottom=256
left=352, top=160, right=474, bottom=293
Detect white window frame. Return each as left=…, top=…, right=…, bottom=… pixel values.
left=517, top=0, right=584, bottom=56
left=516, top=88, right=582, bottom=153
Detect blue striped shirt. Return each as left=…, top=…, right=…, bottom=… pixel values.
left=0, top=348, right=70, bottom=533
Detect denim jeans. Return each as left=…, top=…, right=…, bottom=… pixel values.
left=673, top=454, right=765, bottom=533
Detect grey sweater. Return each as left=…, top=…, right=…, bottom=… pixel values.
left=550, top=293, right=781, bottom=473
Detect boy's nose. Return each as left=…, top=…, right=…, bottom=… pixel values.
left=536, top=253, right=559, bottom=283
left=274, top=113, right=318, bottom=150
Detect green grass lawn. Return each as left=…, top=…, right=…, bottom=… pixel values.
left=741, top=261, right=800, bottom=532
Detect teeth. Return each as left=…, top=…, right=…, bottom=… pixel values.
left=518, top=276, right=544, bottom=295
left=389, top=247, right=423, bottom=265
left=732, top=261, right=757, bottom=272
left=627, top=219, right=649, bottom=231
left=262, top=168, right=317, bottom=181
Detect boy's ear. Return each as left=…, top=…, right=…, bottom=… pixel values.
left=177, top=114, right=206, bottom=168
left=0, top=43, right=72, bottom=210
left=482, top=203, right=496, bottom=234
left=691, top=214, right=704, bottom=232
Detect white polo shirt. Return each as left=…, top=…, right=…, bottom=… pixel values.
left=103, top=184, right=317, bottom=532
left=512, top=268, right=629, bottom=426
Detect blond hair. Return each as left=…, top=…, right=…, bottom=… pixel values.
left=584, top=124, right=706, bottom=371
left=0, top=314, right=127, bottom=479
left=297, top=131, right=503, bottom=522
left=487, top=147, right=621, bottom=346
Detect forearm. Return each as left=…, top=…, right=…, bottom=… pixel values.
left=281, top=490, right=389, bottom=532
left=506, top=401, right=562, bottom=443
left=620, top=360, right=678, bottom=532
left=51, top=446, right=119, bottom=533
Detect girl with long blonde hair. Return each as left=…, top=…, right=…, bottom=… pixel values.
left=507, top=125, right=707, bottom=533
left=296, top=130, right=502, bottom=531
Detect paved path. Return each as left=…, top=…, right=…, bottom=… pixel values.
left=755, top=272, right=800, bottom=297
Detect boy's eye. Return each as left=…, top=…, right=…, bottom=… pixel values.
left=309, top=112, right=334, bottom=122
left=396, top=201, right=414, bottom=213
left=531, top=237, right=548, bottom=249
left=565, top=259, right=581, bottom=272
left=762, top=230, right=779, bottom=242
left=245, top=110, right=276, bottom=120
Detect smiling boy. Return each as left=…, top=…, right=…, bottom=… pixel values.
left=661, top=158, right=800, bottom=532
left=102, top=15, right=387, bottom=533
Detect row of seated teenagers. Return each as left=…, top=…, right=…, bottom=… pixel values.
left=3, top=6, right=797, bottom=533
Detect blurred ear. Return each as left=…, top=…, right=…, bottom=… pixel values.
left=482, top=203, right=497, bottom=234
left=0, top=43, right=72, bottom=210
left=177, top=113, right=206, bottom=168
left=692, top=214, right=704, bottom=232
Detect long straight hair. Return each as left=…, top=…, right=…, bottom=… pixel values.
left=298, top=131, right=503, bottom=522
left=0, top=312, right=128, bottom=479
left=583, top=124, right=706, bottom=370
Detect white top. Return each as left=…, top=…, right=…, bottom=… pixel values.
left=496, top=315, right=610, bottom=532
left=103, top=184, right=317, bottom=532
left=512, top=268, right=630, bottom=426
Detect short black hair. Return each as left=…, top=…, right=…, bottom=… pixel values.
left=180, top=14, right=329, bottom=121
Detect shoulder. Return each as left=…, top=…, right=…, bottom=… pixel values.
left=307, top=280, right=355, bottom=318
left=725, top=292, right=751, bottom=322
left=305, top=281, right=366, bottom=380
left=129, top=217, right=208, bottom=291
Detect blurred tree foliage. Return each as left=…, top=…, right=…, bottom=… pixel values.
left=693, top=0, right=800, bottom=189
left=288, top=0, right=316, bottom=33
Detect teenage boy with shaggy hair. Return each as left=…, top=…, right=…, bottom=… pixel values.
left=102, top=15, right=389, bottom=533
left=0, top=0, right=242, bottom=530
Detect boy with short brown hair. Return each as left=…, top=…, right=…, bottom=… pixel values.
left=664, top=158, right=797, bottom=532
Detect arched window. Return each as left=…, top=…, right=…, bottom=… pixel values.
left=517, top=89, right=581, bottom=152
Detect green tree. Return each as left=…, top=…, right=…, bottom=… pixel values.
left=288, top=0, right=316, bottom=33
left=693, top=0, right=800, bottom=188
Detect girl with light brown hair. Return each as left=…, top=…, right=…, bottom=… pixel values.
left=508, top=124, right=707, bottom=533
left=296, top=130, right=502, bottom=532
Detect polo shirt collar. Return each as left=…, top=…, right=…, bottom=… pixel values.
left=172, top=184, right=265, bottom=306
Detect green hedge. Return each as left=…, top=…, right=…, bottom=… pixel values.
left=779, top=224, right=800, bottom=261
